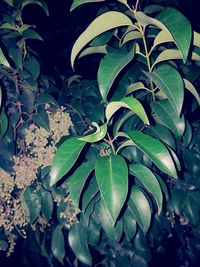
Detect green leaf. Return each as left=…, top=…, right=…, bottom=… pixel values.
left=71, top=11, right=133, bottom=69
left=79, top=45, right=107, bottom=59
left=40, top=189, right=53, bottom=221
left=51, top=225, right=65, bottom=264
left=68, top=223, right=92, bottom=266
left=68, top=161, right=94, bottom=207
left=129, top=186, right=151, bottom=233
left=32, top=110, right=50, bottom=132
left=88, top=218, right=100, bottom=246
left=123, top=205, right=137, bottom=241
left=130, top=164, right=163, bottom=214
left=126, top=130, right=177, bottom=178
left=23, top=188, right=41, bottom=224
left=95, top=155, right=128, bottom=223
left=70, top=0, right=105, bottom=11
left=151, top=100, right=185, bottom=137
left=78, top=123, right=107, bottom=143
left=24, top=56, right=40, bottom=81
left=144, top=65, right=184, bottom=116
left=120, top=30, right=142, bottom=46
left=106, top=97, right=149, bottom=125
left=0, top=48, right=10, bottom=68
left=156, top=8, right=192, bottom=63
left=100, top=200, right=123, bottom=241
left=35, top=94, right=58, bottom=106
left=126, top=82, right=149, bottom=95
left=98, top=45, right=135, bottom=101
left=183, top=78, right=200, bottom=105
left=0, top=111, right=8, bottom=138
left=21, top=0, right=49, bottom=16
left=50, top=138, right=86, bottom=186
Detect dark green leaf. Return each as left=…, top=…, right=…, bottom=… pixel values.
left=40, top=189, right=54, bottom=221
left=23, top=188, right=41, bottom=224
left=0, top=110, right=8, bottom=138
left=51, top=225, right=65, bottom=264
left=123, top=205, right=137, bottom=241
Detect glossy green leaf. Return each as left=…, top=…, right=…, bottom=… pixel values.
left=40, top=189, right=53, bottom=221
left=70, top=0, right=105, bottom=11
left=135, top=8, right=192, bottom=62
left=98, top=45, right=135, bottom=101
left=71, top=11, right=133, bottom=69
left=130, top=164, right=163, bottom=214
left=95, top=155, right=128, bottom=222
left=78, top=123, right=107, bottom=143
left=123, top=205, right=137, bottom=241
left=144, top=65, right=184, bottom=116
left=126, top=130, right=177, bottom=178
left=68, top=223, right=92, bottom=266
left=106, top=97, right=149, bottom=125
left=68, top=161, right=94, bottom=207
left=0, top=111, right=8, bottom=138
left=100, top=200, right=123, bottom=241
left=50, top=138, right=86, bottom=186
left=23, top=188, right=41, bottom=224
left=51, top=225, right=65, bottom=264
left=0, top=48, right=10, bottom=68
left=151, top=100, right=185, bottom=137
left=183, top=78, right=200, bottom=105
left=129, top=186, right=151, bottom=233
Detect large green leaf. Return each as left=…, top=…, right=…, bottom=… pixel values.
left=71, top=11, right=133, bottom=69
left=70, top=0, right=105, bottom=11
left=0, top=48, right=10, bottom=68
left=144, top=65, right=184, bottom=116
left=98, top=45, right=135, bottom=101
left=106, top=97, right=149, bottom=125
left=51, top=225, right=65, bottom=264
left=95, top=155, right=128, bottom=223
left=129, top=186, right=151, bottom=233
left=78, top=123, right=107, bottom=143
left=126, top=130, right=177, bottom=178
left=135, top=8, right=192, bottom=62
left=68, top=223, right=92, bottom=266
left=151, top=100, right=185, bottom=137
left=50, top=138, right=86, bottom=186
left=68, top=161, right=94, bottom=207
left=130, top=164, right=163, bottom=214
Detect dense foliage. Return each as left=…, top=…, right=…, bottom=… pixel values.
left=0, top=0, right=200, bottom=266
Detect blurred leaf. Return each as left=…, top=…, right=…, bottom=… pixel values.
left=71, top=11, right=133, bottom=69
left=68, top=222, right=92, bottom=266
left=98, top=45, right=135, bottom=101
left=106, top=96, right=149, bottom=125
left=0, top=48, right=10, bottom=68
left=68, top=161, right=94, bottom=207
left=88, top=218, right=100, bottom=246
left=50, top=138, right=86, bottom=186
left=95, top=155, right=128, bottom=223
left=126, top=130, right=177, bottom=178
left=130, top=164, right=163, bottom=214
left=51, top=225, right=65, bottom=264
left=35, top=94, right=58, bottom=106
left=23, top=56, right=40, bottom=81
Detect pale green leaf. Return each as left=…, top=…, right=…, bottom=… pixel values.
left=144, top=64, right=184, bottom=116
left=0, top=48, right=10, bottom=68
left=79, top=45, right=107, bottom=59
left=126, top=82, right=150, bottom=95
left=130, top=164, right=163, bottom=214
left=106, top=97, right=149, bottom=125
left=126, top=130, right=177, bottom=178
left=120, top=30, right=142, bottom=46
left=98, top=45, right=135, bottom=101
left=50, top=138, right=86, bottom=186
left=71, top=11, right=133, bottom=69
left=95, top=155, right=128, bottom=223
left=183, top=78, right=200, bottom=105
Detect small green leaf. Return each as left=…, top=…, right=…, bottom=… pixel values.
left=144, top=65, right=184, bottom=116
left=70, top=0, right=105, bottom=11
left=71, top=11, right=133, bottom=69
left=0, top=48, right=10, bottom=68
left=151, top=100, right=185, bottom=137
left=78, top=123, right=107, bottom=143
left=50, top=138, right=86, bottom=186
left=40, top=189, right=53, bottom=221
left=68, top=161, right=94, bottom=207
left=126, top=82, right=149, bottom=95
left=106, top=97, right=149, bottom=125
left=183, top=78, right=200, bottom=105
left=0, top=111, right=8, bottom=138
left=95, top=155, right=128, bottom=223
left=126, top=130, right=177, bottom=178
left=32, top=110, right=50, bottom=132
left=130, top=164, right=163, bottom=214
left=98, top=45, right=135, bottom=101
left=129, top=186, right=151, bottom=233
left=120, top=30, right=142, bottom=46
left=68, top=223, right=92, bottom=266
left=51, top=225, right=65, bottom=264
left=23, top=188, right=41, bottom=224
